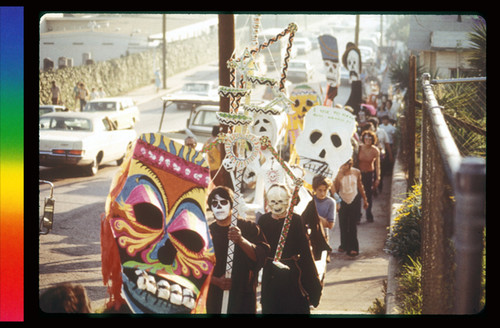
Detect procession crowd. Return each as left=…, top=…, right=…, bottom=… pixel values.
left=41, top=81, right=400, bottom=315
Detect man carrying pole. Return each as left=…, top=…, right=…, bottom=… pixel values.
left=206, top=186, right=270, bottom=314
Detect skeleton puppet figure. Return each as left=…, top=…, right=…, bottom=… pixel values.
left=101, top=133, right=215, bottom=314
left=318, top=35, right=340, bottom=106
left=342, top=42, right=363, bottom=116
left=246, top=111, right=288, bottom=213
left=295, top=106, right=356, bottom=188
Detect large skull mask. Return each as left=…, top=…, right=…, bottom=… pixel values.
left=102, top=133, right=215, bottom=314
left=295, top=106, right=356, bottom=185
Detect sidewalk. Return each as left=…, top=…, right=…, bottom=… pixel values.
left=310, top=174, right=392, bottom=315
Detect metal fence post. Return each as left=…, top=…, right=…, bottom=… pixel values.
left=453, top=157, right=486, bottom=314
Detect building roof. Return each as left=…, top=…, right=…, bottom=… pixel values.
left=407, top=14, right=484, bottom=51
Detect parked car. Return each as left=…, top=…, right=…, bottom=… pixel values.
left=163, top=81, right=219, bottom=110
left=39, top=105, right=68, bottom=116
left=294, top=37, right=312, bottom=54
left=158, top=105, right=219, bottom=147
left=186, top=105, right=219, bottom=137
left=287, top=59, right=314, bottom=83
left=39, top=112, right=137, bottom=175
left=82, top=97, right=139, bottom=129
left=359, top=45, right=376, bottom=65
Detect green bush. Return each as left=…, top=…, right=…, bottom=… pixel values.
left=397, top=256, right=423, bottom=314
left=384, top=184, right=422, bottom=265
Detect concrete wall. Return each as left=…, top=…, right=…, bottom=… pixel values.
left=39, top=31, right=218, bottom=109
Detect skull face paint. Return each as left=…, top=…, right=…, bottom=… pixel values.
left=102, top=133, right=215, bottom=314
left=210, top=194, right=231, bottom=221
left=266, top=185, right=291, bottom=217
left=295, top=106, right=356, bottom=186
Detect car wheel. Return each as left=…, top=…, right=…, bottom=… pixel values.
left=85, top=157, right=99, bottom=176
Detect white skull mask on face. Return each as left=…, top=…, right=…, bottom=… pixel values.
left=267, top=185, right=290, bottom=216
left=295, top=106, right=356, bottom=185
left=266, top=185, right=290, bottom=217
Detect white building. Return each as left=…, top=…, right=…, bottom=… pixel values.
left=407, top=14, right=484, bottom=78
left=39, top=13, right=217, bottom=70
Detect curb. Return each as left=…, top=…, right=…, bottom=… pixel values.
left=385, top=153, right=408, bottom=314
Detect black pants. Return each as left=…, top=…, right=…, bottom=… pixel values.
left=338, top=194, right=360, bottom=254
left=361, top=171, right=374, bottom=221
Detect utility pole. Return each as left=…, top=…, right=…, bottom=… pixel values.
left=217, top=14, right=235, bottom=189
left=162, top=14, right=167, bottom=90
left=355, top=14, right=360, bottom=46
left=218, top=14, right=234, bottom=121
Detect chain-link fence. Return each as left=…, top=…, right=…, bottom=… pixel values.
left=430, top=77, right=486, bottom=158
left=419, top=73, right=486, bottom=314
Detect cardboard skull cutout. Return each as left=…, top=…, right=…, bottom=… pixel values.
left=102, top=133, right=215, bottom=314
left=295, top=106, right=356, bottom=185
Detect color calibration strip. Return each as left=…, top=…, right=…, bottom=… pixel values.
left=0, top=7, right=24, bottom=322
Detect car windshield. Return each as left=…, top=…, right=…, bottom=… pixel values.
left=182, top=83, right=209, bottom=93
left=289, top=61, right=306, bottom=69
left=84, top=101, right=116, bottom=112
left=39, top=107, right=53, bottom=115
left=39, top=117, right=92, bottom=131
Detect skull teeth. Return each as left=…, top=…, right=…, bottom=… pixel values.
left=303, top=162, right=333, bottom=178
left=134, top=270, right=195, bottom=310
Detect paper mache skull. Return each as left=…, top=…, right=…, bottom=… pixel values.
left=295, top=106, right=356, bottom=186
left=102, top=133, right=215, bottom=314
left=342, top=42, right=362, bottom=83
left=318, top=35, right=340, bottom=88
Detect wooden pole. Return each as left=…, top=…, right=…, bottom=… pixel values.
left=218, top=14, right=235, bottom=314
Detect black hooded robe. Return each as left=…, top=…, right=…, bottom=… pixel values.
left=207, top=218, right=270, bottom=314
left=258, top=213, right=322, bottom=314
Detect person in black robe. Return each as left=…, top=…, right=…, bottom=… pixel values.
left=258, top=184, right=322, bottom=314
left=206, top=186, right=270, bottom=314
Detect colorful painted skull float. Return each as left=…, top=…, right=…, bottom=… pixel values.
left=101, top=133, right=215, bottom=314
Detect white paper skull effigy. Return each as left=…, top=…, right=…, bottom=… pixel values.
left=295, top=106, right=356, bottom=186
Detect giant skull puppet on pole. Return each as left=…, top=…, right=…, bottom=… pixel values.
left=295, top=106, right=356, bottom=189
left=318, top=35, right=340, bottom=107
left=204, top=19, right=299, bottom=314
